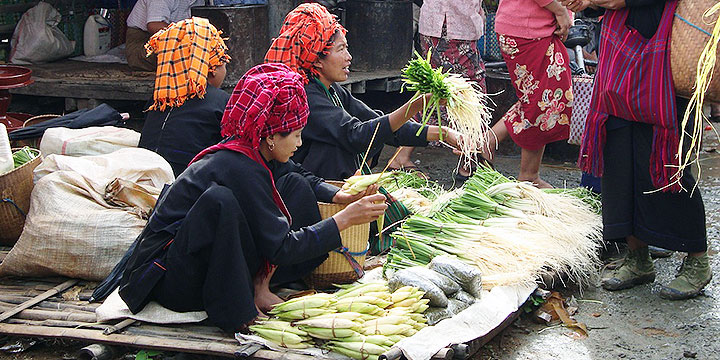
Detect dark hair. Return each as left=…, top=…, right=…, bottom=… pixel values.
left=277, top=131, right=292, bottom=137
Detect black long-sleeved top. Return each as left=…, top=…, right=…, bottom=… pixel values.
left=583, top=0, right=667, bottom=39
left=293, top=80, right=430, bottom=180
left=139, top=86, right=230, bottom=176
left=118, top=150, right=341, bottom=312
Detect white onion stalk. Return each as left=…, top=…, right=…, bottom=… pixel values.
left=443, top=74, right=494, bottom=169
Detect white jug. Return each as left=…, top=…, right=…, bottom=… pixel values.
left=83, top=14, right=111, bottom=57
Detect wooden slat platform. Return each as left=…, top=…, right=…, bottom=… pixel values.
left=10, top=60, right=402, bottom=103
left=0, top=254, right=521, bottom=360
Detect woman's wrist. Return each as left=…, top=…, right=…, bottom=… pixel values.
left=426, top=126, right=445, bottom=141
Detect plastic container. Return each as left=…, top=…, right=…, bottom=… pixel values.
left=83, top=14, right=111, bottom=56
left=0, top=123, right=13, bottom=175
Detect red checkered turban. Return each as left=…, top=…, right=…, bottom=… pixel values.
left=264, top=3, right=346, bottom=84
left=221, top=63, right=309, bottom=149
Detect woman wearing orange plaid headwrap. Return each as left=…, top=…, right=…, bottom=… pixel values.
left=138, top=17, right=231, bottom=177
left=266, top=3, right=464, bottom=184
left=110, top=64, right=386, bottom=333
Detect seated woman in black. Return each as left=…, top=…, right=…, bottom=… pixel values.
left=116, top=63, right=387, bottom=333
left=138, top=17, right=231, bottom=177
left=265, top=3, right=463, bottom=180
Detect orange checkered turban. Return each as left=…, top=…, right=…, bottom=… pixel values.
left=146, top=17, right=231, bottom=111
left=264, top=3, right=346, bottom=84
left=221, top=63, right=309, bottom=149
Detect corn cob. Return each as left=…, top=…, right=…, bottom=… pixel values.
left=334, top=302, right=384, bottom=315
left=299, top=326, right=360, bottom=340
left=249, top=326, right=310, bottom=349
left=275, top=308, right=333, bottom=320
left=294, top=317, right=359, bottom=329
left=328, top=346, right=381, bottom=360
left=361, top=323, right=413, bottom=336
left=329, top=341, right=390, bottom=355
left=255, top=320, right=308, bottom=336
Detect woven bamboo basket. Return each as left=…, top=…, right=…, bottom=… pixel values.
left=308, top=181, right=370, bottom=289
left=671, top=0, right=720, bottom=102
left=0, top=148, right=42, bottom=245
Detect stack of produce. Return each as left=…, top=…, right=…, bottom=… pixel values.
left=250, top=282, right=429, bottom=360
left=384, top=167, right=603, bottom=289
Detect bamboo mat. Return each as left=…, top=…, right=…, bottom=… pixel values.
left=0, top=277, right=315, bottom=360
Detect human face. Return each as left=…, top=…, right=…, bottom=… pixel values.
left=267, top=128, right=303, bottom=163
left=315, top=32, right=351, bottom=87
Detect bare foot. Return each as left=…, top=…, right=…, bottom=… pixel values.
left=519, top=176, right=553, bottom=189
left=254, top=289, right=283, bottom=314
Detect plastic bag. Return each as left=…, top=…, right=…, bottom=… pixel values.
left=10, top=2, right=75, bottom=64
left=429, top=255, right=483, bottom=298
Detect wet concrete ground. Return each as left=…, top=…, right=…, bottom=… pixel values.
left=383, top=128, right=720, bottom=360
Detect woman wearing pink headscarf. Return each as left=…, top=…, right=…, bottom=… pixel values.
left=109, top=63, right=386, bottom=332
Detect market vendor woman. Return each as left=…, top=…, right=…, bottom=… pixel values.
left=265, top=3, right=463, bottom=180
left=116, top=63, right=387, bottom=333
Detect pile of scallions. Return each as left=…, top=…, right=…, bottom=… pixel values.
left=384, top=166, right=604, bottom=289
left=401, top=51, right=493, bottom=169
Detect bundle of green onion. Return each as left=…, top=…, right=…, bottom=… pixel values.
left=401, top=51, right=493, bottom=169
left=12, top=147, right=38, bottom=168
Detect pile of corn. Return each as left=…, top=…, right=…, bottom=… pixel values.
left=250, top=281, right=429, bottom=360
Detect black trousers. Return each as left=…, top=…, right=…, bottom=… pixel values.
left=601, top=107, right=707, bottom=253
left=151, top=173, right=325, bottom=332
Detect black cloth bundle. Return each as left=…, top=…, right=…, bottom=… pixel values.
left=9, top=104, right=122, bottom=140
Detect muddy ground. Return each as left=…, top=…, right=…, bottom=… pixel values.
left=2, top=93, right=720, bottom=360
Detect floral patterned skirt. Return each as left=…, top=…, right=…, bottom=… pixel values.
left=498, top=34, right=572, bottom=150
left=412, top=31, right=487, bottom=143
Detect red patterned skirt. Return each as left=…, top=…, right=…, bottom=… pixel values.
left=497, top=34, right=572, bottom=150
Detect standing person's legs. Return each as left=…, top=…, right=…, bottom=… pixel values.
left=518, top=146, right=551, bottom=188
left=600, top=121, right=657, bottom=290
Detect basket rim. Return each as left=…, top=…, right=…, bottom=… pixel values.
left=1, top=148, right=42, bottom=178
left=24, top=114, right=61, bottom=124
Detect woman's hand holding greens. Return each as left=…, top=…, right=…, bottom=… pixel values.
left=333, top=193, right=388, bottom=231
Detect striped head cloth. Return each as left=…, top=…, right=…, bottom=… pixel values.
left=146, top=17, right=231, bottom=111
left=264, top=3, right=346, bottom=84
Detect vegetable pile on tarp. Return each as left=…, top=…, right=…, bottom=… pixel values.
left=401, top=51, right=493, bottom=169
left=385, top=166, right=603, bottom=289
left=250, top=281, right=429, bottom=360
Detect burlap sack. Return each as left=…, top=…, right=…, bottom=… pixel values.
left=0, top=148, right=173, bottom=281
left=671, top=0, right=720, bottom=102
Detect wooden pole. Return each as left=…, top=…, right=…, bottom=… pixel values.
left=0, top=279, right=78, bottom=322
left=0, top=304, right=96, bottom=323
left=0, top=323, right=315, bottom=360
left=103, top=318, right=136, bottom=335
left=0, top=296, right=100, bottom=312
left=6, top=318, right=111, bottom=331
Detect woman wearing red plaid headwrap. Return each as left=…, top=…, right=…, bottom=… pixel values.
left=106, top=63, right=386, bottom=333
left=266, top=3, right=464, bottom=180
